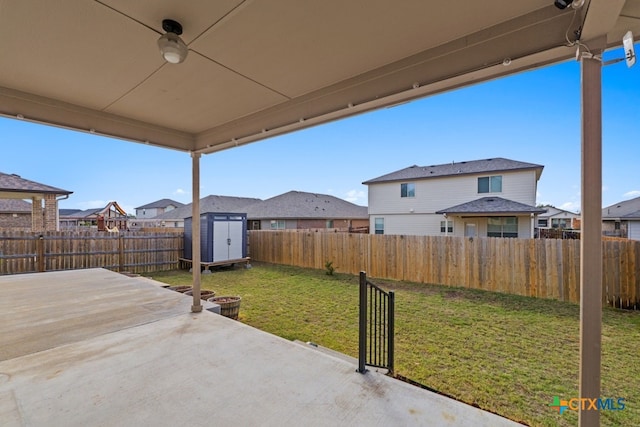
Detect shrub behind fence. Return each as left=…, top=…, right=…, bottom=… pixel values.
left=248, top=230, right=640, bottom=309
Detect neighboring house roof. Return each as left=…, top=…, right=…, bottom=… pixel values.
left=244, top=191, right=368, bottom=219
left=153, top=195, right=263, bottom=220
left=537, top=206, right=580, bottom=219
left=59, top=209, right=82, bottom=216
left=436, top=197, right=547, bottom=215
left=602, top=196, right=640, bottom=220
left=61, top=202, right=128, bottom=219
left=0, top=199, right=32, bottom=213
left=0, top=172, right=72, bottom=195
left=362, top=158, right=544, bottom=184
left=135, top=199, right=185, bottom=210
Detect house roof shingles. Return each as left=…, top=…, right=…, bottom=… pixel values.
left=436, top=197, right=546, bottom=215
left=602, top=196, right=640, bottom=220
left=244, top=191, right=368, bottom=219
left=362, top=158, right=543, bottom=185
left=153, top=195, right=262, bottom=220
left=0, top=199, right=32, bottom=212
left=135, top=199, right=185, bottom=210
left=0, top=172, right=72, bottom=195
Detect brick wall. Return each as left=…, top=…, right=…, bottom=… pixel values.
left=44, top=194, right=57, bottom=231
left=31, top=198, right=44, bottom=232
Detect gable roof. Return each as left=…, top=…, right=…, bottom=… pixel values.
left=244, top=191, right=368, bottom=220
left=362, top=158, right=543, bottom=185
left=59, top=209, right=82, bottom=216
left=537, top=206, right=580, bottom=219
left=436, top=197, right=546, bottom=215
left=135, top=199, right=185, bottom=210
left=603, top=196, right=640, bottom=220
left=0, top=198, right=32, bottom=213
left=153, top=195, right=262, bottom=220
left=0, top=172, right=72, bottom=196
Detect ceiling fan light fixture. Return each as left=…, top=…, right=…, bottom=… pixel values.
left=158, top=19, right=188, bottom=64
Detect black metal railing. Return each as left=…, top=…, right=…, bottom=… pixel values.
left=358, top=271, right=394, bottom=374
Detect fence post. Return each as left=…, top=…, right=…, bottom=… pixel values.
left=118, top=234, right=125, bottom=272
left=388, top=290, right=395, bottom=374
left=37, top=234, right=45, bottom=272
left=358, top=271, right=367, bottom=373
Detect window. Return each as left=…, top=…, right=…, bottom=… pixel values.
left=614, top=221, right=621, bottom=230
left=326, top=220, right=334, bottom=228
left=538, top=219, right=548, bottom=228
left=487, top=217, right=518, bottom=238
left=440, top=220, right=453, bottom=233
left=400, top=183, right=415, bottom=198
left=374, top=218, right=384, bottom=235
left=478, top=175, right=502, bottom=193
left=270, top=220, right=285, bottom=230
left=551, top=218, right=569, bottom=229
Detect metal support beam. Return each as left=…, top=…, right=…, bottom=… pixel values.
left=191, top=152, right=202, bottom=313
left=579, top=38, right=605, bottom=427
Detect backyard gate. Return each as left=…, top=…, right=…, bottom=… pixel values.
left=358, top=271, right=395, bottom=374
left=184, top=213, right=247, bottom=263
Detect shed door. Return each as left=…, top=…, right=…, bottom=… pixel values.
left=228, top=221, right=243, bottom=260
left=213, top=222, right=229, bottom=262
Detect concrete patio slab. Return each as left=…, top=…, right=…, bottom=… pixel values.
left=0, top=269, right=522, bottom=426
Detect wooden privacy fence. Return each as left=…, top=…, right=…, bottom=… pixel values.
left=0, top=231, right=183, bottom=275
left=248, top=231, right=640, bottom=309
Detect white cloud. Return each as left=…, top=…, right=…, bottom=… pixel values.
left=559, top=201, right=580, bottom=213
left=602, top=185, right=609, bottom=192
left=344, top=189, right=366, bottom=204
left=623, top=190, right=640, bottom=198
left=174, top=188, right=186, bottom=195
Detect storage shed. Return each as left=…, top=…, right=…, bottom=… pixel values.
left=184, top=213, right=248, bottom=264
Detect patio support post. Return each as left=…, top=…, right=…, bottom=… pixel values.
left=191, top=152, right=202, bottom=313
left=579, top=37, right=604, bottom=427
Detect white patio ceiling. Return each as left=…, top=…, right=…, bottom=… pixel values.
left=1, top=0, right=637, bottom=154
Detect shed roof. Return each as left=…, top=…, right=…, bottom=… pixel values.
left=436, top=197, right=546, bottom=215
left=363, top=158, right=543, bottom=185
left=245, top=191, right=368, bottom=220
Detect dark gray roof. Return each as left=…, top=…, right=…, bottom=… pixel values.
left=64, top=208, right=101, bottom=218
left=153, top=195, right=262, bottom=219
left=59, top=209, right=83, bottom=216
left=0, top=199, right=32, bottom=212
left=0, top=172, right=72, bottom=195
left=602, top=196, right=640, bottom=219
left=244, top=191, right=368, bottom=219
left=436, top=197, right=547, bottom=215
left=363, top=158, right=543, bottom=184
left=135, top=199, right=185, bottom=210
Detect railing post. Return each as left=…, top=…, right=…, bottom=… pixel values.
left=388, top=290, right=395, bottom=374
left=358, top=271, right=367, bottom=373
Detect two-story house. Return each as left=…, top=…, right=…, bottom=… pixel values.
left=363, top=158, right=546, bottom=238
left=135, top=199, right=184, bottom=219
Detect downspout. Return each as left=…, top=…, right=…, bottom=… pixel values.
left=56, top=194, right=70, bottom=231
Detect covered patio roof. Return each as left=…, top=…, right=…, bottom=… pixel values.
left=0, top=1, right=636, bottom=154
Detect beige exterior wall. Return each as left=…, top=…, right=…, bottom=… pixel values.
left=368, top=170, right=538, bottom=216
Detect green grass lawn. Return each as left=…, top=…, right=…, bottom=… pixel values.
left=150, top=263, right=639, bottom=427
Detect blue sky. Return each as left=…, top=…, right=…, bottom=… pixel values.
left=2, top=44, right=639, bottom=215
